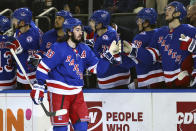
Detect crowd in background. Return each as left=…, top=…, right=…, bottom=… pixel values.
left=0, top=0, right=195, bottom=14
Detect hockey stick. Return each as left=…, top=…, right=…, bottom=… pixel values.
left=10, top=48, right=67, bottom=117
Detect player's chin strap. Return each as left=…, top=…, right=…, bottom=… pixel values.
left=10, top=48, right=67, bottom=117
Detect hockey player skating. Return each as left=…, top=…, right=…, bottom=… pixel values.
left=130, top=8, right=165, bottom=88
left=122, top=1, right=196, bottom=88
left=30, top=18, right=120, bottom=131
left=12, top=8, right=42, bottom=89
left=89, top=10, right=134, bottom=89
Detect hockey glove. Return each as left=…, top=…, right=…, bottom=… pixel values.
left=5, top=36, right=23, bottom=54
left=85, top=39, right=94, bottom=48
left=123, top=40, right=132, bottom=54
left=109, top=40, right=121, bottom=55
left=103, top=40, right=122, bottom=64
left=30, top=83, right=45, bottom=105
left=123, top=40, right=138, bottom=58
left=174, top=54, right=193, bottom=87
left=27, top=54, right=42, bottom=70
left=175, top=71, right=190, bottom=87
left=179, top=34, right=196, bottom=52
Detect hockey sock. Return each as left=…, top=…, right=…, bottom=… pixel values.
left=73, top=121, right=88, bottom=131
left=53, top=126, right=67, bottom=131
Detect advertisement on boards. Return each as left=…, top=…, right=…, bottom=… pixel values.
left=84, top=93, right=152, bottom=131
left=0, top=92, right=152, bottom=131
left=153, top=93, right=196, bottom=131
left=3, top=91, right=196, bottom=131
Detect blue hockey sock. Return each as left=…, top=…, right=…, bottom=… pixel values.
left=73, top=121, right=88, bottom=131
left=53, top=126, right=67, bottom=131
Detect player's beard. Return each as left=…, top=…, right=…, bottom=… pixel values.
left=54, top=22, right=63, bottom=31
left=71, top=33, right=83, bottom=45
left=13, top=23, right=19, bottom=30
left=12, top=25, right=17, bottom=33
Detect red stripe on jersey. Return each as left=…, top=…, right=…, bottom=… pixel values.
left=89, top=68, right=94, bottom=73
left=0, top=79, right=16, bottom=86
left=38, top=63, right=49, bottom=72
left=47, top=83, right=78, bottom=90
left=98, top=74, right=130, bottom=84
left=138, top=72, right=163, bottom=82
left=164, top=72, right=179, bottom=78
left=147, top=47, right=159, bottom=61
left=17, top=72, right=36, bottom=80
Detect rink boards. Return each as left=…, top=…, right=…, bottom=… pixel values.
left=0, top=89, right=196, bottom=131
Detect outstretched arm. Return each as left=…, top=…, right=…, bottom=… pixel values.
left=179, top=34, right=196, bottom=53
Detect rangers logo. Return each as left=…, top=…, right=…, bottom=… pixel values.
left=102, top=35, right=109, bottom=40
left=2, top=18, right=8, bottom=23
left=21, top=12, right=27, bottom=16
left=101, top=13, right=107, bottom=19
left=145, top=8, right=151, bottom=13
left=26, top=36, right=33, bottom=43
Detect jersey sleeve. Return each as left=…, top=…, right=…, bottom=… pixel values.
left=136, top=31, right=161, bottom=65
left=36, top=44, right=64, bottom=84
left=119, top=55, right=136, bottom=69
left=84, top=45, right=118, bottom=76
left=84, top=45, right=99, bottom=73
left=184, top=25, right=196, bottom=86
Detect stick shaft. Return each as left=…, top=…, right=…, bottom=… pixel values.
left=10, top=49, right=34, bottom=89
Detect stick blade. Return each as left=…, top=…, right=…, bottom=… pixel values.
left=55, top=109, right=67, bottom=116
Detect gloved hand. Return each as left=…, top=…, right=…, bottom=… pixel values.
left=30, top=83, right=45, bottom=105
left=123, top=40, right=132, bottom=54
left=122, top=40, right=138, bottom=58
left=27, top=54, right=42, bottom=70
left=5, top=36, right=23, bottom=54
left=175, top=71, right=190, bottom=87
left=174, top=54, right=193, bottom=87
left=103, top=40, right=122, bottom=64
left=85, top=39, right=94, bottom=48
left=179, top=34, right=196, bottom=52
left=109, top=40, right=121, bottom=56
